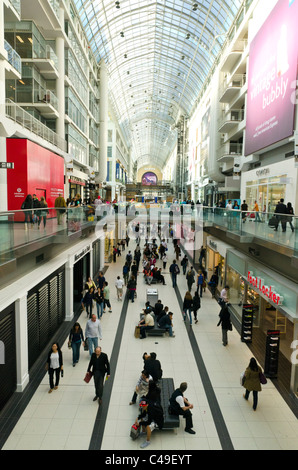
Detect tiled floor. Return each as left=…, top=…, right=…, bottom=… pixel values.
left=2, top=238, right=298, bottom=451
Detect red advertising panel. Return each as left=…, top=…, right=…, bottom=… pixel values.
left=6, top=139, right=64, bottom=214
left=245, top=0, right=298, bottom=156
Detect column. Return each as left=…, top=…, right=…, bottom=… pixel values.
left=56, top=7, right=65, bottom=142
left=0, top=0, right=7, bottom=212
left=98, top=60, right=108, bottom=183
left=15, top=295, right=30, bottom=392
left=65, top=260, right=74, bottom=321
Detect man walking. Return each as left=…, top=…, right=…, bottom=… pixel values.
left=87, top=346, right=110, bottom=405
left=85, top=314, right=103, bottom=356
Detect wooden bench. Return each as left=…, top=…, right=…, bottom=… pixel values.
left=159, top=378, right=180, bottom=432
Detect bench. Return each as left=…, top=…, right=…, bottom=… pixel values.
left=159, top=378, right=180, bottom=432
left=139, top=312, right=167, bottom=337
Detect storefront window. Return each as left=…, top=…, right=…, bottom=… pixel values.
left=226, top=266, right=244, bottom=320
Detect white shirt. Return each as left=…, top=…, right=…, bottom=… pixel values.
left=115, top=278, right=124, bottom=289
left=175, top=395, right=185, bottom=408
left=50, top=352, right=60, bottom=369
left=226, top=203, right=233, bottom=210
left=220, top=288, right=228, bottom=302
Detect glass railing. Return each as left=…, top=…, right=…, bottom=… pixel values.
left=4, top=39, right=22, bottom=75
left=5, top=99, right=66, bottom=151
left=34, top=88, right=59, bottom=111
left=0, top=204, right=297, bottom=267
left=9, top=0, right=21, bottom=15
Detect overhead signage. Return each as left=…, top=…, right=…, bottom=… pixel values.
left=247, top=271, right=283, bottom=306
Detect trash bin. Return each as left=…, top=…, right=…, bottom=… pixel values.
left=146, top=288, right=158, bottom=306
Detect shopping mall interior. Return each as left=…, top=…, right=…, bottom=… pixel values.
left=0, top=0, right=297, bottom=453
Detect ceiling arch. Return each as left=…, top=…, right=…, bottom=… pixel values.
left=73, top=0, right=243, bottom=170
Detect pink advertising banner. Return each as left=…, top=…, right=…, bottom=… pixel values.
left=245, top=0, right=298, bottom=156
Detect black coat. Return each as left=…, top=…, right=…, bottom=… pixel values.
left=217, top=305, right=231, bottom=330
left=88, top=352, right=110, bottom=375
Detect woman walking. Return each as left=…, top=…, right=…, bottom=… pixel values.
left=217, top=303, right=232, bottom=346
left=46, top=342, right=63, bottom=393
left=192, top=291, right=201, bottom=324
left=69, top=323, right=84, bottom=366
left=183, top=291, right=193, bottom=325
left=242, top=357, right=263, bottom=411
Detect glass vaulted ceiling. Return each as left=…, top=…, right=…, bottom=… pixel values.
left=74, top=0, right=243, bottom=169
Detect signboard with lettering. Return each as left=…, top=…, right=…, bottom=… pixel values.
left=247, top=271, right=283, bottom=306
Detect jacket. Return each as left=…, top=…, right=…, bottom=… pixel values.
left=183, top=298, right=193, bottom=310
left=243, top=366, right=262, bottom=392
left=217, top=305, right=231, bottom=330
left=88, top=352, right=110, bottom=375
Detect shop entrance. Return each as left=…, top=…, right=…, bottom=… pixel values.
left=260, top=299, right=293, bottom=362
left=73, top=253, right=90, bottom=305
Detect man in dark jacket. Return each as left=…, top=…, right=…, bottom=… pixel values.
left=87, top=346, right=110, bottom=404
left=169, top=382, right=195, bottom=434
left=143, top=352, right=162, bottom=382
left=158, top=311, right=175, bottom=337
left=274, top=199, right=287, bottom=232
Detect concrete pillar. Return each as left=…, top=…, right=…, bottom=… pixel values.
left=98, top=60, right=108, bottom=183
left=15, top=295, right=30, bottom=392
left=65, top=261, right=74, bottom=321
left=0, top=0, right=8, bottom=212
left=56, top=7, right=65, bottom=141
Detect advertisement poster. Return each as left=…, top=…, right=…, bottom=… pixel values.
left=142, top=172, right=157, bottom=186
left=245, top=0, right=298, bottom=156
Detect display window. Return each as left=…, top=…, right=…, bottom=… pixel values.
left=245, top=175, right=287, bottom=214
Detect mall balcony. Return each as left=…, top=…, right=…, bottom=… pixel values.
left=0, top=206, right=97, bottom=286
left=0, top=202, right=297, bottom=288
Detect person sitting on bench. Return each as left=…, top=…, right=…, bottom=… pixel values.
left=138, top=310, right=154, bottom=339
left=158, top=311, right=175, bottom=337
left=169, top=382, right=196, bottom=434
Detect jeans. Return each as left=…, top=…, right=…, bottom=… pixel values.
left=197, top=284, right=203, bottom=297
left=140, top=325, right=154, bottom=338
left=71, top=341, right=81, bottom=364
left=171, top=273, right=177, bottom=287
left=87, top=336, right=98, bottom=356
left=183, top=308, right=192, bottom=325
left=96, top=302, right=104, bottom=318
left=164, top=325, right=174, bottom=336
left=245, top=389, right=258, bottom=410
left=129, top=289, right=135, bottom=302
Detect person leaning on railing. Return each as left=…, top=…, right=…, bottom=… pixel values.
left=55, top=193, right=67, bottom=225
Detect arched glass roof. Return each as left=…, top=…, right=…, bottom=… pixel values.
left=74, top=0, right=243, bottom=169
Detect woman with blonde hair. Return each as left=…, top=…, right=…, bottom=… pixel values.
left=183, top=291, right=193, bottom=325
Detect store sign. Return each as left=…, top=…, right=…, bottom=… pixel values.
left=245, top=0, right=298, bottom=156
left=74, top=245, right=90, bottom=263
left=247, top=271, right=283, bottom=306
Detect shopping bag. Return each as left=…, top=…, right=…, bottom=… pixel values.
left=268, top=217, right=277, bottom=228
left=259, top=372, right=267, bottom=385
left=84, top=371, right=93, bottom=383
left=134, top=326, right=140, bottom=338
left=130, top=423, right=140, bottom=440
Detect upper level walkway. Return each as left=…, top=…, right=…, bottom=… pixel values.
left=0, top=204, right=297, bottom=272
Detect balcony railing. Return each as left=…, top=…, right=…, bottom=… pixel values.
left=218, top=108, right=245, bottom=132
left=217, top=142, right=243, bottom=160
left=1, top=205, right=296, bottom=268
left=34, top=88, right=59, bottom=111
left=4, top=39, right=22, bottom=75
left=5, top=99, right=66, bottom=151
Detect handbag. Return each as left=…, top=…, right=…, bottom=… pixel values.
left=259, top=372, right=267, bottom=385
left=84, top=371, right=93, bottom=383
left=84, top=338, right=89, bottom=351
left=134, top=326, right=140, bottom=338
left=240, top=371, right=246, bottom=386
left=130, top=423, right=140, bottom=440
left=268, top=216, right=278, bottom=227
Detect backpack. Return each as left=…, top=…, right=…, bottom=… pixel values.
left=174, top=265, right=180, bottom=274
left=148, top=401, right=164, bottom=430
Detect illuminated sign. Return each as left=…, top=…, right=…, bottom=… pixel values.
left=247, top=271, right=283, bottom=306
left=245, top=0, right=298, bottom=155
